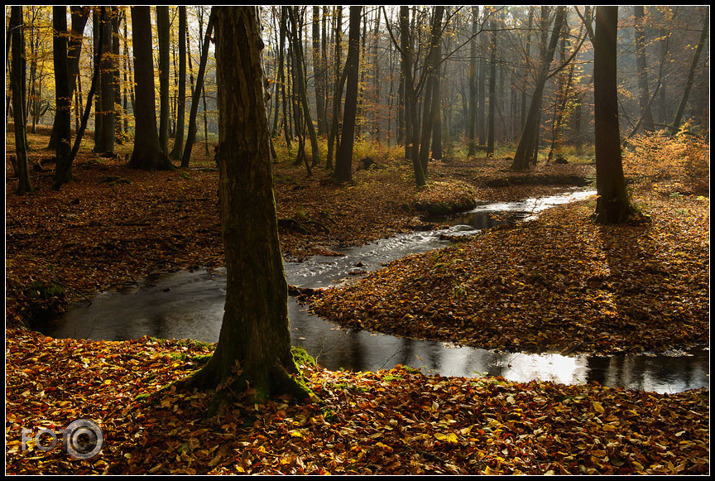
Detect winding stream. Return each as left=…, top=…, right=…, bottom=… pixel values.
left=41, top=190, right=709, bottom=394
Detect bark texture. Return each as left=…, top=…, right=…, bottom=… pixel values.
left=179, top=6, right=310, bottom=403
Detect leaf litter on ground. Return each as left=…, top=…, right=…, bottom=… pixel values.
left=5, top=130, right=710, bottom=474
left=5, top=328, right=709, bottom=475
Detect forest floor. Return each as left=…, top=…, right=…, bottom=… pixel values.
left=5, top=127, right=710, bottom=474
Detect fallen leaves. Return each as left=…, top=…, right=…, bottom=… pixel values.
left=5, top=128, right=710, bottom=475
left=308, top=190, right=709, bottom=355
left=5, top=328, right=709, bottom=474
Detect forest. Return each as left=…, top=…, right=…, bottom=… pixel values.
left=5, top=5, right=710, bottom=475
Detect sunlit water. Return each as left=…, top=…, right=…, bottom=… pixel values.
left=41, top=190, right=709, bottom=394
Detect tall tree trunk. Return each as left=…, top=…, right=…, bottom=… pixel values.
left=593, top=6, right=633, bottom=224
left=326, top=6, right=343, bottom=170
left=288, top=7, right=320, bottom=168
left=92, top=10, right=102, bottom=149
left=52, top=7, right=72, bottom=181
left=128, top=6, right=173, bottom=170
left=431, top=62, right=443, bottom=161
left=312, top=7, right=327, bottom=136
left=633, top=6, right=654, bottom=133
left=95, top=6, right=114, bottom=156
left=122, top=8, right=130, bottom=135
left=169, top=7, right=187, bottom=161
left=511, top=6, right=567, bottom=170
left=271, top=7, right=285, bottom=138
left=55, top=7, right=105, bottom=189
left=477, top=30, right=487, bottom=146
left=521, top=8, right=534, bottom=132
left=157, top=6, right=170, bottom=155
left=334, top=6, right=362, bottom=184
left=547, top=22, right=577, bottom=162
left=10, top=6, right=32, bottom=195
left=178, top=6, right=310, bottom=405
left=418, top=6, right=445, bottom=175
left=487, top=17, right=497, bottom=155
left=28, top=9, right=39, bottom=134
left=372, top=7, right=382, bottom=144
left=181, top=8, right=214, bottom=167
left=671, top=11, right=708, bottom=135
left=399, top=6, right=426, bottom=187
left=111, top=7, right=123, bottom=144
left=279, top=8, right=293, bottom=151
left=48, top=7, right=89, bottom=150
left=467, top=6, right=479, bottom=156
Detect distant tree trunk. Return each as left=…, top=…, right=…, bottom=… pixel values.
left=91, top=10, right=102, bottom=147
left=27, top=9, right=41, bottom=134
left=487, top=17, right=497, bottom=155
left=312, top=7, right=327, bottom=136
left=633, top=6, right=654, bottom=133
left=334, top=6, right=362, bottom=184
left=52, top=7, right=72, bottom=180
left=271, top=7, right=286, bottom=138
left=169, top=7, right=187, bottom=161
left=179, top=6, right=310, bottom=404
left=671, top=11, right=708, bottom=135
left=477, top=34, right=487, bottom=147
left=326, top=6, right=343, bottom=170
left=372, top=8, right=382, bottom=144
left=418, top=6, right=444, bottom=174
left=10, top=6, right=32, bottom=195
left=399, top=6, right=426, bottom=187
left=431, top=66, right=443, bottom=161
left=157, top=6, right=170, bottom=155
left=95, top=6, right=115, bottom=156
left=122, top=8, right=131, bottom=135
left=55, top=7, right=105, bottom=189
left=511, top=6, right=567, bottom=170
left=128, top=6, right=173, bottom=170
left=279, top=8, right=293, bottom=151
left=547, top=22, right=577, bottom=163
left=181, top=8, right=214, bottom=167
left=593, top=6, right=634, bottom=224
left=288, top=7, right=320, bottom=168
left=111, top=7, right=123, bottom=144
left=48, top=6, right=89, bottom=150
left=467, top=6, right=479, bottom=156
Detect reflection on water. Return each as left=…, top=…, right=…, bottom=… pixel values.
left=45, top=268, right=708, bottom=394
left=41, top=191, right=708, bottom=394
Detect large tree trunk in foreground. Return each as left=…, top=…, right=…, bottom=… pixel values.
left=179, top=6, right=310, bottom=403
left=593, top=6, right=634, bottom=224
left=128, top=6, right=173, bottom=170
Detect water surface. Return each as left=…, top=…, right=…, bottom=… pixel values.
left=42, top=190, right=709, bottom=394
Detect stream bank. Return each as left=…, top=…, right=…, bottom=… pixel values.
left=40, top=190, right=709, bottom=394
